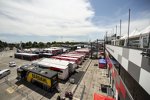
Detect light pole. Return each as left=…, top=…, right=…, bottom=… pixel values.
left=127, top=9, right=131, bottom=46
left=120, top=20, right=122, bottom=37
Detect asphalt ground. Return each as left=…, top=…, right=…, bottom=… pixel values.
left=73, top=59, right=110, bottom=100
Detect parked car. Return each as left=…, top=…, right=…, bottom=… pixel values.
left=0, top=69, right=11, bottom=79
left=9, top=62, right=16, bottom=67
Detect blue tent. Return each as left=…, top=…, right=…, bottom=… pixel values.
left=99, top=59, right=106, bottom=64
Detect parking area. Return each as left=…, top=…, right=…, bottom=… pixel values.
left=0, top=50, right=30, bottom=83
left=0, top=50, right=92, bottom=100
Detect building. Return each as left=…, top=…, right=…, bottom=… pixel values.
left=105, top=26, right=150, bottom=100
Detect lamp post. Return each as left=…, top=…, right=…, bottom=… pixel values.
left=127, top=9, right=131, bottom=46
left=120, top=20, right=122, bottom=37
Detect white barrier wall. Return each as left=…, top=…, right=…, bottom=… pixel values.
left=106, top=45, right=150, bottom=95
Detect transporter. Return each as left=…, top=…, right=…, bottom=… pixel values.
left=61, top=53, right=85, bottom=62
left=17, top=65, right=58, bottom=91
left=43, top=47, right=63, bottom=56
left=32, top=58, right=77, bottom=80
left=52, top=56, right=82, bottom=65
left=15, top=53, right=39, bottom=61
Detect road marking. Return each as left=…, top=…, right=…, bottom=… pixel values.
left=18, top=85, right=24, bottom=89
left=6, top=86, right=15, bottom=94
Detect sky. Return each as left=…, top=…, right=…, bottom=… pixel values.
left=0, top=0, right=150, bottom=43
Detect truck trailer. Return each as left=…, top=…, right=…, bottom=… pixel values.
left=17, top=65, right=58, bottom=91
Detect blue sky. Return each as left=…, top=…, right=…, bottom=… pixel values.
left=0, top=0, right=150, bottom=43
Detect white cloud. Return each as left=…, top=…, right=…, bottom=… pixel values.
left=0, top=0, right=101, bottom=36
left=0, top=0, right=150, bottom=42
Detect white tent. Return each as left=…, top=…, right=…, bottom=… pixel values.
left=129, top=29, right=139, bottom=37
left=139, top=25, right=150, bottom=34
left=120, top=34, right=128, bottom=39
left=120, top=25, right=150, bottom=39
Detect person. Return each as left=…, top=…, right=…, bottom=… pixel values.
left=57, top=95, right=61, bottom=100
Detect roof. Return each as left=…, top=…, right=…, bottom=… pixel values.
left=15, top=53, right=38, bottom=56
left=0, top=69, right=10, bottom=74
left=68, top=51, right=86, bottom=55
left=120, top=34, right=127, bottom=39
left=42, top=53, right=53, bottom=56
left=37, top=61, right=68, bottom=69
left=42, top=58, right=75, bottom=64
left=20, top=65, right=57, bottom=78
left=140, top=25, right=150, bottom=34
left=24, top=48, right=39, bottom=52
left=36, top=58, right=75, bottom=69
left=53, top=56, right=79, bottom=60
left=129, top=29, right=140, bottom=37
left=99, top=59, right=106, bottom=64
left=44, top=47, right=62, bottom=51
left=61, top=54, right=84, bottom=58
left=120, top=25, right=150, bottom=39
left=75, top=48, right=90, bottom=52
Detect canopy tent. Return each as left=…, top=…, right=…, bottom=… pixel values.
left=140, top=25, right=150, bottom=34
left=99, top=59, right=106, bottom=64
left=120, top=34, right=127, bottom=39
left=129, top=29, right=140, bottom=37
left=94, top=93, right=114, bottom=100
left=120, top=30, right=139, bottom=39
left=99, top=59, right=107, bottom=69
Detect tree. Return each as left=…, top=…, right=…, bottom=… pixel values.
left=52, top=41, right=56, bottom=44
left=25, top=41, right=32, bottom=48
left=32, top=41, right=38, bottom=48
left=46, top=42, right=51, bottom=47
left=65, top=41, right=70, bottom=44
left=0, top=40, right=8, bottom=49
left=21, top=42, right=25, bottom=49
left=38, top=42, right=45, bottom=48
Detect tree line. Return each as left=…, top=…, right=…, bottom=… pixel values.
left=0, top=40, right=8, bottom=49
left=0, top=40, right=85, bottom=50
left=20, top=41, right=81, bottom=48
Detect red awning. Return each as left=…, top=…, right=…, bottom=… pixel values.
left=106, top=58, right=112, bottom=69
left=94, top=93, right=115, bottom=100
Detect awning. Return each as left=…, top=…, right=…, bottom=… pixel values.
left=99, top=59, right=106, bottom=64
left=94, top=93, right=114, bottom=100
